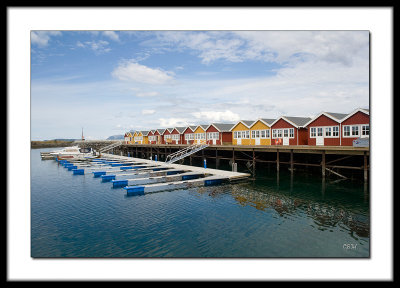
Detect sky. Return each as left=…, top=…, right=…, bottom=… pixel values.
left=31, top=30, right=370, bottom=140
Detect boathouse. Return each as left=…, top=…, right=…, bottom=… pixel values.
left=154, top=129, right=165, bottom=144
left=163, top=128, right=174, bottom=144
left=183, top=126, right=196, bottom=145
left=124, top=131, right=133, bottom=144
left=147, top=130, right=157, bottom=145
left=249, top=118, right=275, bottom=146
left=170, top=127, right=186, bottom=144
left=271, top=116, right=311, bottom=145
left=205, top=123, right=234, bottom=145
left=340, top=108, right=369, bottom=146
left=193, top=125, right=208, bottom=144
left=305, top=112, right=348, bottom=146
left=230, top=120, right=253, bottom=145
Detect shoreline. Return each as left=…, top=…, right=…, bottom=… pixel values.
left=31, top=140, right=75, bottom=149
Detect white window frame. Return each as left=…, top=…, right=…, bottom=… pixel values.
left=332, top=126, right=339, bottom=137
left=343, top=126, right=351, bottom=137
left=310, top=127, right=316, bottom=138
left=289, top=128, right=294, bottom=138
left=351, top=126, right=359, bottom=137
left=361, top=124, right=369, bottom=138
left=266, top=129, right=270, bottom=138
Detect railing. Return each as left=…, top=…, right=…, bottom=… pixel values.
left=99, top=140, right=123, bottom=153
left=165, top=143, right=209, bottom=164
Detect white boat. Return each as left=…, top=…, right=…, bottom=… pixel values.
left=49, top=146, right=97, bottom=160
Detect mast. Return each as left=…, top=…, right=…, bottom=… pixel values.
left=81, top=127, right=85, bottom=141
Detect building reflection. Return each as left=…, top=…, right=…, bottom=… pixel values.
left=228, top=184, right=369, bottom=239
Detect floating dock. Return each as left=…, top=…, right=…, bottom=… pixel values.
left=54, top=153, right=251, bottom=196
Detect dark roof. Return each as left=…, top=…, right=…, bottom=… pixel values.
left=242, top=120, right=254, bottom=127
left=156, top=128, right=166, bottom=134
left=140, top=130, right=150, bottom=136
left=260, top=118, right=276, bottom=126
left=174, top=126, right=187, bottom=133
left=210, top=123, right=235, bottom=132
left=325, top=112, right=348, bottom=121
left=283, top=116, right=312, bottom=127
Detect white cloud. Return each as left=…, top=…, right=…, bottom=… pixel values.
left=76, top=40, right=111, bottom=54
left=142, top=109, right=155, bottom=115
left=154, top=31, right=369, bottom=66
left=112, top=60, right=174, bottom=85
left=192, top=110, right=241, bottom=123
left=159, top=117, right=193, bottom=128
left=137, top=91, right=159, bottom=97
left=103, top=31, right=120, bottom=42
left=31, top=31, right=61, bottom=48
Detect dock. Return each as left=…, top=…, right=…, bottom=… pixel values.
left=54, top=153, right=251, bottom=196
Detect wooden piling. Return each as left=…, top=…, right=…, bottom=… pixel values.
left=322, top=150, right=326, bottom=178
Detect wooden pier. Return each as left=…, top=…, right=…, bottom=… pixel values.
left=70, top=141, right=370, bottom=182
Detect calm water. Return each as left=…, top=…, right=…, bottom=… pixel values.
left=31, top=148, right=370, bottom=258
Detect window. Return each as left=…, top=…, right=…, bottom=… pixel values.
left=283, top=129, right=288, bottom=137
left=289, top=128, right=294, bottom=138
left=332, top=126, right=339, bottom=137
left=272, top=129, right=277, bottom=138
left=277, top=129, right=282, bottom=138
left=251, top=131, right=255, bottom=138
left=310, top=127, right=316, bottom=137
left=362, top=125, right=369, bottom=136
left=351, top=126, right=359, bottom=136
left=245, top=131, right=250, bottom=139
left=256, top=130, right=260, bottom=138
left=261, top=130, right=266, bottom=138
left=325, top=127, right=332, bottom=137
left=266, top=129, right=270, bottom=138
left=237, top=131, right=241, bottom=138
left=343, top=126, right=351, bottom=137
left=317, top=127, right=323, bottom=137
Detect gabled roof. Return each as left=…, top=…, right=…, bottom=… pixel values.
left=183, top=126, right=197, bottom=133
left=156, top=128, right=166, bottom=135
left=229, top=120, right=255, bottom=131
left=304, top=111, right=348, bottom=127
left=165, top=127, right=174, bottom=133
left=271, top=116, right=312, bottom=128
left=206, top=123, right=235, bottom=132
left=140, top=130, right=150, bottom=136
left=194, top=125, right=208, bottom=132
left=148, top=130, right=155, bottom=135
left=340, top=107, right=369, bottom=122
left=250, top=118, right=276, bottom=128
left=173, top=126, right=187, bottom=134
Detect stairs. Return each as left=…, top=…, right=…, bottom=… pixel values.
left=99, top=141, right=123, bottom=153
left=165, top=144, right=209, bottom=164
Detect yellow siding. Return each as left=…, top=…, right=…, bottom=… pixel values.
left=231, top=122, right=250, bottom=145
left=143, top=136, right=149, bottom=144
left=249, top=120, right=271, bottom=146
left=194, top=126, right=206, bottom=144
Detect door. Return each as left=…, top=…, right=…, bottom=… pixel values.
left=237, top=138, right=241, bottom=145
left=213, top=139, right=216, bottom=145
left=255, top=138, right=260, bottom=145
left=283, top=129, right=290, bottom=145
left=316, top=127, right=324, bottom=146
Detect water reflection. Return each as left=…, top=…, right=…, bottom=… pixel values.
left=194, top=172, right=370, bottom=240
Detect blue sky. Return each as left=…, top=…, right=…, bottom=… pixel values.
left=31, top=30, right=369, bottom=140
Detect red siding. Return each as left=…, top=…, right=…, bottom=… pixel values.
left=170, top=129, right=181, bottom=144
left=148, top=131, right=156, bottom=145
left=183, top=128, right=194, bottom=145
left=307, top=115, right=340, bottom=146
left=271, top=119, right=299, bottom=145
left=341, top=111, right=370, bottom=146
left=221, top=132, right=232, bottom=145
left=206, top=125, right=222, bottom=145
left=298, top=128, right=309, bottom=145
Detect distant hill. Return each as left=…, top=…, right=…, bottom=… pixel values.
left=106, top=135, right=124, bottom=140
